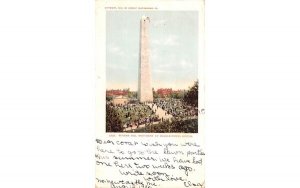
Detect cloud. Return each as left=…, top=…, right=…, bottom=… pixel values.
left=152, top=19, right=167, bottom=27
left=150, top=48, right=159, bottom=62
left=132, top=53, right=138, bottom=58
left=107, top=63, right=129, bottom=70
left=164, top=35, right=179, bottom=46
left=151, top=35, right=179, bottom=46
left=179, top=59, right=193, bottom=68
left=122, top=29, right=129, bottom=35
left=107, top=44, right=125, bottom=56
left=153, top=59, right=193, bottom=72
left=153, top=69, right=173, bottom=74
left=157, top=62, right=173, bottom=68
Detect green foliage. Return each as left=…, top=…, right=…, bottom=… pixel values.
left=134, top=119, right=198, bottom=133
left=106, top=104, right=123, bottom=132
left=153, top=91, right=159, bottom=99
left=106, top=96, right=113, bottom=101
left=156, top=119, right=198, bottom=133
left=115, top=105, right=153, bottom=124
left=183, top=81, right=198, bottom=107
left=128, top=91, right=137, bottom=99
left=170, top=91, right=185, bottom=99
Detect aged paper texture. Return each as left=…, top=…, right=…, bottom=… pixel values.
left=96, top=0, right=205, bottom=187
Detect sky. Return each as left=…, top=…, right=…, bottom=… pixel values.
left=106, top=11, right=199, bottom=91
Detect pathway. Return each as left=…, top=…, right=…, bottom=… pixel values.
left=146, top=103, right=173, bottom=120
left=123, top=102, right=172, bottom=132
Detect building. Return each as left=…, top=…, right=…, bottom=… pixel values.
left=112, top=96, right=128, bottom=105
left=106, top=89, right=129, bottom=97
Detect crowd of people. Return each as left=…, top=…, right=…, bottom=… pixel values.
left=106, top=97, right=198, bottom=133
left=154, top=98, right=198, bottom=120
left=106, top=102, right=160, bottom=130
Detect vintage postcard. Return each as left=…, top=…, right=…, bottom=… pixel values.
left=96, top=0, right=205, bottom=187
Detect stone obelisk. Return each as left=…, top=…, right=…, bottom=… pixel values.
left=138, top=16, right=153, bottom=102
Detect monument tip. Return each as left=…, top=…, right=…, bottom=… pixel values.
left=141, top=15, right=150, bottom=22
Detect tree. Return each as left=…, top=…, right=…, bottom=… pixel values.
left=106, top=96, right=113, bottom=101
left=106, top=104, right=123, bottom=132
left=183, top=81, right=198, bottom=107
left=153, top=91, right=159, bottom=99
